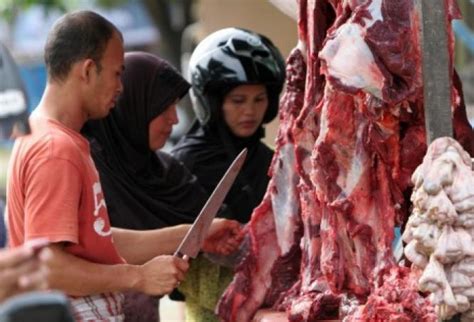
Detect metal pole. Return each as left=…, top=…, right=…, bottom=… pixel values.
left=420, top=0, right=453, bottom=142
left=419, top=1, right=455, bottom=321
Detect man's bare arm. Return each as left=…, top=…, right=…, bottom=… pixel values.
left=112, top=218, right=243, bottom=265
left=112, top=225, right=190, bottom=265
left=46, top=243, right=187, bottom=296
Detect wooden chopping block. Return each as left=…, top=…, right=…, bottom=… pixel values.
left=252, top=309, right=340, bottom=322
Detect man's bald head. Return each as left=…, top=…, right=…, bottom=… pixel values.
left=44, top=10, right=123, bottom=83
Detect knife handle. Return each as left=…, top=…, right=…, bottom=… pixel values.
left=174, top=251, right=184, bottom=258
left=173, top=251, right=189, bottom=261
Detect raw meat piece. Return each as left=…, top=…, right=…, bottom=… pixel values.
left=217, top=0, right=474, bottom=321
left=217, top=45, right=307, bottom=322
left=345, top=267, right=437, bottom=321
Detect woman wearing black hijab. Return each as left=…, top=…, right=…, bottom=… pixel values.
left=170, top=28, right=285, bottom=322
left=82, top=52, right=237, bottom=321
left=83, top=52, right=206, bottom=230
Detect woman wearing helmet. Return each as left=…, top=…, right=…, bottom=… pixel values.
left=171, top=27, right=285, bottom=322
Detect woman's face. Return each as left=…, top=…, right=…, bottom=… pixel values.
left=222, top=84, right=268, bottom=138
left=148, top=101, right=179, bottom=151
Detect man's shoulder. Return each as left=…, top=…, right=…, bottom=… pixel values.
left=19, top=125, right=85, bottom=164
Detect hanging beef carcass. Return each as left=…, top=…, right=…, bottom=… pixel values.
left=217, top=0, right=474, bottom=321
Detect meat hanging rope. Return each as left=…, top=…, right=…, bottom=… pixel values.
left=217, top=0, right=474, bottom=321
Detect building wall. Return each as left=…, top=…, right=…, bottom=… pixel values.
left=196, top=0, right=297, bottom=57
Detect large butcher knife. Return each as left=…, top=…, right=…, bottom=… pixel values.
left=394, top=1, right=453, bottom=261
left=174, top=148, right=247, bottom=259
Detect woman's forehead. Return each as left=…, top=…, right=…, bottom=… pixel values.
left=227, top=84, right=267, bottom=95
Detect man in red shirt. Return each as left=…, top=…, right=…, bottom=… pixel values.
left=6, top=10, right=241, bottom=321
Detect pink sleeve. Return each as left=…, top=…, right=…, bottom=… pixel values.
left=24, top=158, right=81, bottom=244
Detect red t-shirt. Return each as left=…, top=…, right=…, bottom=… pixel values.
left=7, top=114, right=124, bottom=265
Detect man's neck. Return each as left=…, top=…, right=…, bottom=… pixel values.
left=36, top=83, right=88, bottom=132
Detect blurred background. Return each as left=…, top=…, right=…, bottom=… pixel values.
left=1, top=0, right=474, bottom=320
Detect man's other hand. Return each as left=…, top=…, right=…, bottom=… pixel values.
left=0, top=240, right=51, bottom=302
left=202, top=218, right=244, bottom=255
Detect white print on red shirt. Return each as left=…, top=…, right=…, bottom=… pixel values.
left=92, top=181, right=112, bottom=237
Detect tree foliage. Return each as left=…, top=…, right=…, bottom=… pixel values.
left=0, top=0, right=125, bottom=23
left=0, top=0, right=193, bottom=67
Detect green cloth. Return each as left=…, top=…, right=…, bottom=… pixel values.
left=178, top=255, right=234, bottom=322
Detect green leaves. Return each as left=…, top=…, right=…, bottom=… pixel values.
left=0, top=0, right=126, bottom=24
left=0, top=0, right=66, bottom=24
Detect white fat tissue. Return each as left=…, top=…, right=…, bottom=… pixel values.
left=403, top=137, right=474, bottom=321
left=319, top=23, right=385, bottom=99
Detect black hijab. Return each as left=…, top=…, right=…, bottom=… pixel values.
left=171, top=93, right=274, bottom=224
left=82, top=52, right=207, bottom=229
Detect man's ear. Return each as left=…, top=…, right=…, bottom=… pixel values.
left=80, top=58, right=96, bottom=82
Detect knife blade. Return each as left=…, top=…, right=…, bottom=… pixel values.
left=174, top=148, right=247, bottom=259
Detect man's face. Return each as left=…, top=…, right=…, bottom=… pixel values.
left=87, top=32, right=124, bottom=119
